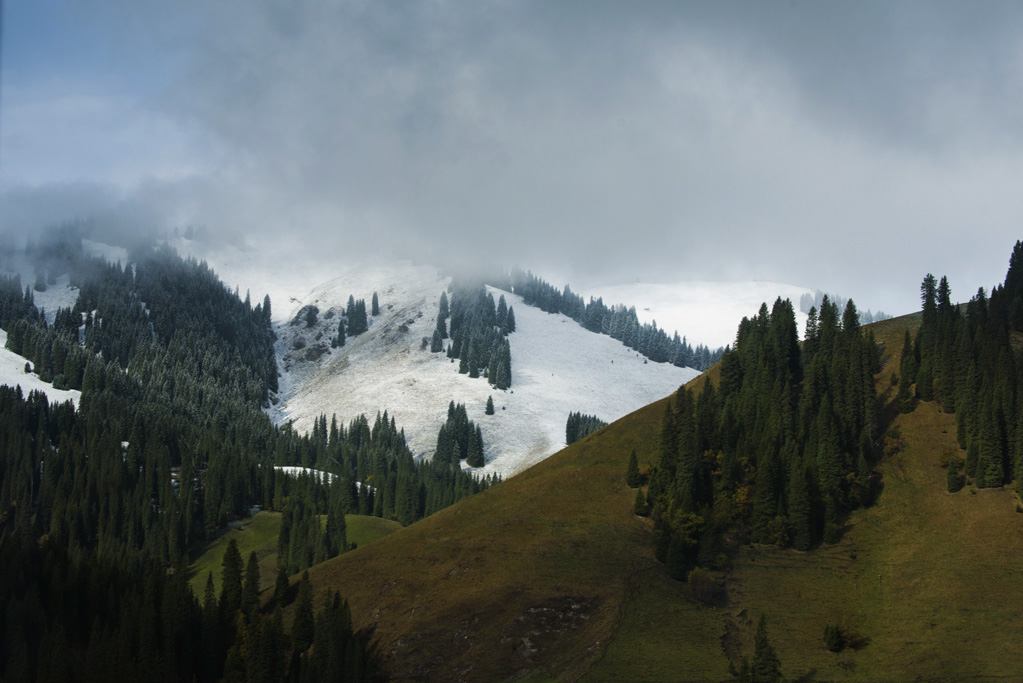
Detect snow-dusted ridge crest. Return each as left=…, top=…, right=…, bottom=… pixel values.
left=267, top=261, right=699, bottom=479
left=167, top=240, right=814, bottom=479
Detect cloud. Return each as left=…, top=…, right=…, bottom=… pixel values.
left=5, top=1, right=1023, bottom=315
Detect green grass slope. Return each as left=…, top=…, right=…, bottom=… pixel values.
left=189, top=511, right=283, bottom=596
left=345, top=514, right=403, bottom=550
left=189, top=513, right=400, bottom=597
left=305, top=312, right=1023, bottom=682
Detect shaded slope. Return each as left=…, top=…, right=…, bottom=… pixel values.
left=304, top=399, right=670, bottom=682
left=588, top=312, right=1023, bottom=682
left=306, top=311, right=1023, bottom=682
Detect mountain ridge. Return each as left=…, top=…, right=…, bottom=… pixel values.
left=296, top=310, right=1023, bottom=682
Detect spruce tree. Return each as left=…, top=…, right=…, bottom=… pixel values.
left=916, top=358, right=934, bottom=402
left=1014, top=422, right=1023, bottom=500
left=965, top=437, right=979, bottom=480
left=325, top=484, right=348, bottom=557
left=292, top=571, right=315, bottom=652
left=273, top=569, right=289, bottom=608
left=788, top=459, right=814, bottom=551
left=896, top=373, right=914, bottom=414
left=947, top=455, right=963, bottom=493
left=220, top=538, right=243, bottom=617
left=626, top=450, right=640, bottom=488
left=497, top=295, right=508, bottom=328
left=466, top=426, right=484, bottom=467
left=823, top=623, right=844, bottom=652
left=751, top=614, right=783, bottom=683
left=242, top=550, right=260, bottom=616
left=336, top=319, right=346, bottom=347
left=633, top=487, right=648, bottom=516
left=485, top=396, right=495, bottom=415
left=371, top=292, right=379, bottom=316
left=665, top=533, right=688, bottom=581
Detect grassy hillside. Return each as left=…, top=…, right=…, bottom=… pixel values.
left=302, top=311, right=1023, bottom=682
left=346, top=514, right=403, bottom=550
left=188, top=513, right=401, bottom=596
left=189, top=511, right=283, bottom=596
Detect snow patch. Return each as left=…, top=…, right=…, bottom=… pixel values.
left=272, top=261, right=699, bottom=479
left=0, top=329, right=81, bottom=407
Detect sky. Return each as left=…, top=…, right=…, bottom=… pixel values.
left=2, top=0, right=1022, bottom=316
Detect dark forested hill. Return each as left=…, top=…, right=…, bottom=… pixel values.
left=0, top=236, right=492, bottom=681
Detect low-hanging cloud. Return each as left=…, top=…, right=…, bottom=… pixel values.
left=5, top=1, right=1023, bottom=314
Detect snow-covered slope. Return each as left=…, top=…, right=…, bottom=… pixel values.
left=586, top=281, right=815, bottom=350
left=0, top=329, right=81, bottom=407
left=271, top=261, right=699, bottom=478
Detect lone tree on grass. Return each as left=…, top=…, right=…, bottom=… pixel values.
left=947, top=454, right=964, bottom=493
left=626, top=450, right=640, bottom=487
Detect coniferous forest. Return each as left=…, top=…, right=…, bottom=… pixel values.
left=565, top=412, right=608, bottom=445
left=439, top=279, right=513, bottom=389
left=647, top=296, right=882, bottom=580
left=909, top=241, right=1023, bottom=496
left=0, top=233, right=495, bottom=681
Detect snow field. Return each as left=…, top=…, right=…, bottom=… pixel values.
left=0, top=329, right=81, bottom=408
left=271, top=261, right=699, bottom=478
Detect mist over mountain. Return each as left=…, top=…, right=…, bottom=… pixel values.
left=4, top=4, right=1023, bottom=680
left=4, top=2, right=1023, bottom=316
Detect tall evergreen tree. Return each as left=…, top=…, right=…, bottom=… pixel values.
left=242, top=550, right=260, bottom=616
left=947, top=455, right=963, bottom=493
left=292, top=571, right=315, bottom=653
left=626, top=449, right=640, bottom=488
left=634, top=486, right=648, bottom=516
left=751, top=614, right=783, bottom=683
left=221, top=538, right=244, bottom=617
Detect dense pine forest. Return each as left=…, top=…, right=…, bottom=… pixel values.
left=433, top=401, right=487, bottom=468
left=908, top=241, right=1023, bottom=496
left=438, top=279, right=514, bottom=389
left=565, top=412, right=608, bottom=445
left=505, top=268, right=723, bottom=371
left=0, top=232, right=494, bottom=681
left=645, top=296, right=882, bottom=580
